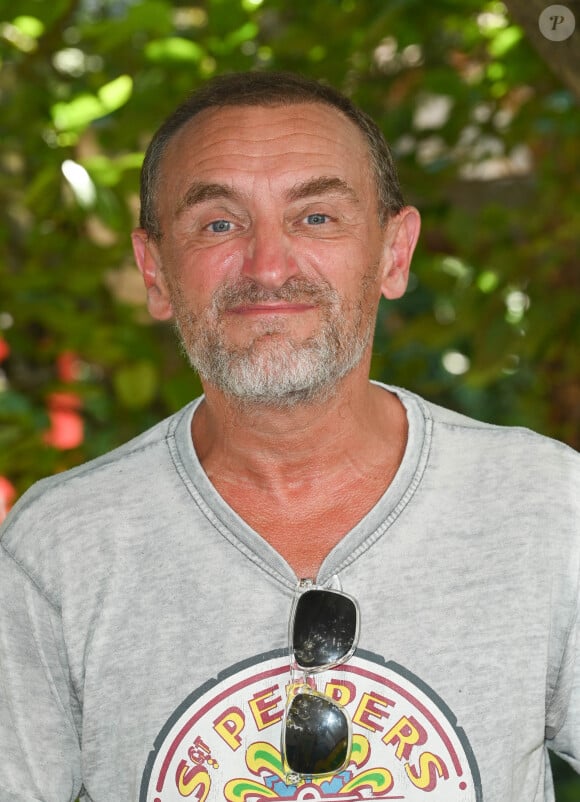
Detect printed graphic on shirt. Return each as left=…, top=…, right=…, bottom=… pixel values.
left=140, top=649, right=482, bottom=801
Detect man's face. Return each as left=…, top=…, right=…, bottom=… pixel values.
left=134, top=102, right=412, bottom=406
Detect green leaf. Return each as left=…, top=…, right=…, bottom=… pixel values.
left=145, top=37, right=204, bottom=63
left=113, top=361, right=158, bottom=409
left=83, top=153, right=143, bottom=187
left=98, top=75, right=133, bottom=114
left=12, top=16, right=45, bottom=38
left=52, top=94, right=104, bottom=131
left=51, top=76, right=133, bottom=132
left=488, top=26, right=523, bottom=58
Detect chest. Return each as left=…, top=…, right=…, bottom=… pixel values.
left=212, top=474, right=391, bottom=577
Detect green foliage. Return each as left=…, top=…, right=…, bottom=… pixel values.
left=0, top=0, right=578, bottom=792
left=1, top=5, right=577, bottom=469
left=1, top=0, right=578, bottom=463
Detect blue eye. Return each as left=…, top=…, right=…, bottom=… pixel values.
left=208, top=220, right=232, bottom=233
left=305, top=213, right=329, bottom=225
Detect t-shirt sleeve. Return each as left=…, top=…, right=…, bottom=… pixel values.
left=0, top=543, right=82, bottom=802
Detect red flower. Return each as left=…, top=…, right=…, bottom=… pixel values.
left=56, top=351, right=81, bottom=383
left=43, top=392, right=84, bottom=450
left=0, top=476, right=16, bottom=523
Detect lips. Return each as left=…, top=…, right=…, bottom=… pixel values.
left=228, top=303, right=315, bottom=314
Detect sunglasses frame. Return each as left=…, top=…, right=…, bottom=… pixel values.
left=281, top=585, right=360, bottom=782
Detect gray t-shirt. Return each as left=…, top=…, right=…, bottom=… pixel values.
left=1, top=384, right=579, bottom=802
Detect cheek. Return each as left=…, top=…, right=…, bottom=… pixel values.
left=168, top=241, right=244, bottom=299
left=304, top=239, right=377, bottom=289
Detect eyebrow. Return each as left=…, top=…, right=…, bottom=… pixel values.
left=176, top=182, right=243, bottom=217
left=175, top=176, right=360, bottom=217
left=284, top=176, right=360, bottom=206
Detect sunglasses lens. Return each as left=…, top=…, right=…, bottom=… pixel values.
left=293, top=589, right=358, bottom=669
left=284, top=693, right=350, bottom=776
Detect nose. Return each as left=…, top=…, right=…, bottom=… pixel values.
left=241, top=217, right=300, bottom=289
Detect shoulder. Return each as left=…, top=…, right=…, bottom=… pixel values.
left=0, top=401, right=197, bottom=558
left=386, top=385, right=579, bottom=519
left=397, top=385, right=578, bottom=465
left=428, top=396, right=577, bottom=471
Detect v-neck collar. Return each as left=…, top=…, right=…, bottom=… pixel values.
left=169, top=383, right=431, bottom=589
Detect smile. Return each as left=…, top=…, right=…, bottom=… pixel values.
left=228, top=304, right=316, bottom=315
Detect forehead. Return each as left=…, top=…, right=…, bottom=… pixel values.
left=159, top=102, right=374, bottom=201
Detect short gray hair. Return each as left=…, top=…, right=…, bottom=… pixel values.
left=139, top=71, right=404, bottom=239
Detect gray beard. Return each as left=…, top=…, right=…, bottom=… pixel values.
left=169, top=272, right=377, bottom=409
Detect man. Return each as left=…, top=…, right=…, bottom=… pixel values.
left=0, top=71, right=578, bottom=802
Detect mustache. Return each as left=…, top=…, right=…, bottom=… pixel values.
left=214, top=277, right=337, bottom=311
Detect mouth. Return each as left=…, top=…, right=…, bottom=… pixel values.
left=227, top=303, right=316, bottom=315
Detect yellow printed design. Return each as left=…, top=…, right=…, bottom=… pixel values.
left=225, top=736, right=393, bottom=802
left=140, top=652, right=481, bottom=802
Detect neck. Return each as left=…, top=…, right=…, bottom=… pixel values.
left=191, top=366, right=407, bottom=496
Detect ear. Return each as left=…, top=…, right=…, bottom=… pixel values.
left=380, top=207, right=421, bottom=300
left=131, top=229, right=174, bottom=321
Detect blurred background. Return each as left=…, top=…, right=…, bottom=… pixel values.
left=0, top=0, right=578, bottom=793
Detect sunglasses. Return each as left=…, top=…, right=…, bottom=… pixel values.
left=281, top=586, right=360, bottom=782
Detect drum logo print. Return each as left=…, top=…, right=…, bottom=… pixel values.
left=140, top=650, right=482, bottom=801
